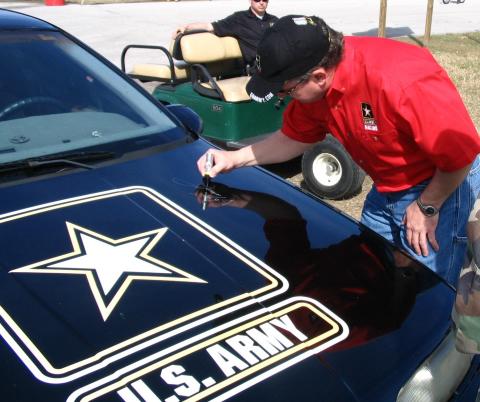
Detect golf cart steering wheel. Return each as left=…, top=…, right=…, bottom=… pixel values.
left=0, top=96, right=68, bottom=121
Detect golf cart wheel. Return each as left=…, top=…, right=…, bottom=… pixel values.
left=302, top=136, right=365, bottom=200
left=442, top=0, right=450, bottom=3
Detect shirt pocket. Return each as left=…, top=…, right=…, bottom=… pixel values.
left=357, top=128, right=401, bottom=154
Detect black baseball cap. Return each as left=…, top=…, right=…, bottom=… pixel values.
left=246, top=15, right=331, bottom=103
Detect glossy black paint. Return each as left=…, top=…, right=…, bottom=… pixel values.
left=0, top=8, right=471, bottom=402
left=0, top=138, right=453, bottom=401
left=0, top=8, right=51, bottom=30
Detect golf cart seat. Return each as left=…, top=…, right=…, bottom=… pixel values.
left=176, top=32, right=250, bottom=102
left=123, top=39, right=191, bottom=83
left=180, top=32, right=250, bottom=102
left=124, top=32, right=250, bottom=102
left=197, top=75, right=250, bottom=102
left=130, top=60, right=190, bottom=81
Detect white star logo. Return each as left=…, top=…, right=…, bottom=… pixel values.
left=10, top=222, right=206, bottom=320
left=363, top=105, right=372, bottom=117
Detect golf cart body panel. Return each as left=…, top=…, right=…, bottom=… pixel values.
left=152, top=83, right=284, bottom=143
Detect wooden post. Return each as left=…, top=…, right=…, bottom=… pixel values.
left=379, top=0, right=388, bottom=37
left=424, top=0, right=434, bottom=46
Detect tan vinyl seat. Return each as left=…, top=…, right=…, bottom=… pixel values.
left=200, top=76, right=251, bottom=102
left=130, top=33, right=249, bottom=102
left=130, top=60, right=189, bottom=80
left=182, top=33, right=249, bottom=103
left=129, top=40, right=190, bottom=81
left=180, top=33, right=242, bottom=63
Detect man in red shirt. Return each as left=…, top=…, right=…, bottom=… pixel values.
left=197, top=15, right=480, bottom=285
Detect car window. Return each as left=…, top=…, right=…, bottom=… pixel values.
left=0, top=31, right=178, bottom=163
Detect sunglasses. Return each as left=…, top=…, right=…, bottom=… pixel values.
left=279, top=73, right=311, bottom=97
left=252, top=0, right=268, bottom=3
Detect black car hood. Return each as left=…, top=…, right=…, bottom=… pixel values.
left=0, top=141, right=454, bottom=402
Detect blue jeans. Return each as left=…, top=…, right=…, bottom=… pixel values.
left=361, top=157, right=480, bottom=286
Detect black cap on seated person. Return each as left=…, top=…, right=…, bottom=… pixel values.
left=246, top=15, right=331, bottom=103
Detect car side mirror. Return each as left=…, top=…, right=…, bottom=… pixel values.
left=166, top=104, right=203, bottom=138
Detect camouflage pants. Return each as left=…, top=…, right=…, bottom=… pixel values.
left=453, top=197, right=480, bottom=354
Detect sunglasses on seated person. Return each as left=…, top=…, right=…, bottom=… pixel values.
left=252, top=0, right=268, bottom=3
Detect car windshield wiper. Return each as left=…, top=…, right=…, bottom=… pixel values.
left=0, top=151, right=116, bottom=173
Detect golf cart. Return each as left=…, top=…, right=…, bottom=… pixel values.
left=121, top=31, right=365, bottom=200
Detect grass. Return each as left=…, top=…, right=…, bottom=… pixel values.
left=398, top=32, right=480, bottom=130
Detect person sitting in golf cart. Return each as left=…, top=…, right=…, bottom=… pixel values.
left=172, top=0, right=277, bottom=71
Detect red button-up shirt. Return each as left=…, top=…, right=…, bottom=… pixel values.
left=282, top=36, right=480, bottom=192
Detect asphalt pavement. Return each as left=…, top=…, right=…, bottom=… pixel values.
left=1, top=0, right=479, bottom=67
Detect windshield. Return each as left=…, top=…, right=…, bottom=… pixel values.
left=0, top=30, right=179, bottom=164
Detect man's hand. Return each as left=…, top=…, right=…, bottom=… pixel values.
left=197, top=148, right=240, bottom=178
left=403, top=201, right=440, bottom=256
left=402, top=163, right=473, bottom=257
left=172, top=22, right=214, bottom=39
left=197, top=131, right=312, bottom=180
left=172, top=26, right=186, bottom=39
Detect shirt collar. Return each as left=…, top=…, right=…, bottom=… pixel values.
left=248, top=8, right=267, bottom=20
left=326, top=37, right=353, bottom=102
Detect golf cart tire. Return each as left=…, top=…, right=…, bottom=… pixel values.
left=442, top=0, right=450, bottom=3
left=302, top=136, right=365, bottom=200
